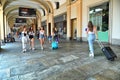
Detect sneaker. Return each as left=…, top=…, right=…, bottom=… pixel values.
left=89, top=53, right=92, bottom=57
left=91, top=53, right=94, bottom=57
left=22, top=50, right=25, bottom=53
left=32, top=48, right=35, bottom=50
left=24, top=49, right=27, bottom=52
left=41, top=46, right=43, bottom=50
left=29, top=47, right=32, bottom=50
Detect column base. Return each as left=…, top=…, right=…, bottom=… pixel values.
left=111, top=39, right=120, bottom=45
left=76, top=37, right=82, bottom=42
left=66, top=37, right=72, bottom=41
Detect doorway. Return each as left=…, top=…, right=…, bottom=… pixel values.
left=48, top=23, right=51, bottom=35
left=71, top=19, right=77, bottom=40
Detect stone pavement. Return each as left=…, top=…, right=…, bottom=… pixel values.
left=0, top=38, right=120, bottom=80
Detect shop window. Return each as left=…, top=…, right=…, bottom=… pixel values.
left=89, top=2, right=109, bottom=32
left=89, top=2, right=109, bottom=42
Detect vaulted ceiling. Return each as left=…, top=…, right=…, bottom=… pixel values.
left=0, top=0, right=67, bottom=27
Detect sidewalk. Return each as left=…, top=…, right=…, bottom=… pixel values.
left=0, top=38, right=120, bottom=80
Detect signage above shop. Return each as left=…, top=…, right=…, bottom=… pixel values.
left=19, top=7, right=36, bottom=18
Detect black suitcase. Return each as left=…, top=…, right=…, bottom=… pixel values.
left=97, top=40, right=117, bottom=61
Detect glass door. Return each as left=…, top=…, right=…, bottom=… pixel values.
left=89, top=2, right=109, bottom=42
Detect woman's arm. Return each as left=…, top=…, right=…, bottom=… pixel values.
left=86, top=28, right=89, bottom=34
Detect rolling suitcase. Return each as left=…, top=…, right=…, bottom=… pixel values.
left=97, top=40, right=117, bottom=61
left=51, top=41, right=58, bottom=49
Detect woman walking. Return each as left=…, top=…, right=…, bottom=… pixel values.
left=86, top=21, right=97, bottom=57
left=21, top=26, right=28, bottom=52
left=28, top=27, right=35, bottom=50
left=52, top=27, right=59, bottom=42
left=39, top=27, right=45, bottom=50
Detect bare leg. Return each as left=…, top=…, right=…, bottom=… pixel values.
left=29, top=39, right=32, bottom=49
left=31, top=38, right=35, bottom=50
left=41, top=38, right=45, bottom=50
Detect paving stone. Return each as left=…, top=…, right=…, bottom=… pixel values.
left=77, top=60, right=107, bottom=76
left=59, top=55, right=79, bottom=63
left=0, top=69, right=10, bottom=79
left=110, top=63, right=120, bottom=72
left=87, top=69, right=120, bottom=80
left=0, top=39, right=120, bottom=80
left=54, top=69, right=86, bottom=80
left=2, top=76, right=19, bottom=80
left=19, top=72, right=37, bottom=80
left=0, top=59, right=20, bottom=69
left=91, top=74, right=112, bottom=80
left=36, top=65, right=62, bottom=80
left=86, top=77, right=96, bottom=80
left=98, top=69, right=120, bottom=80
left=10, top=63, right=46, bottom=76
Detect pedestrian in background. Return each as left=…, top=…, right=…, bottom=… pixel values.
left=21, top=26, right=29, bottom=53
left=52, top=27, right=59, bottom=42
left=28, top=26, right=35, bottom=50
left=39, top=27, right=45, bottom=50
left=48, top=34, right=52, bottom=43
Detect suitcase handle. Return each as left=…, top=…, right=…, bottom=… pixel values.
left=96, top=39, right=104, bottom=49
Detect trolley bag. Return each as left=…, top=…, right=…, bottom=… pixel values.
left=51, top=41, right=58, bottom=49
left=97, top=40, right=117, bottom=61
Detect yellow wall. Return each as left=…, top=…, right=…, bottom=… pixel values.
left=41, top=16, right=47, bottom=22
left=71, top=6, right=77, bottom=19
left=70, top=1, right=78, bottom=19
left=54, top=2, right=67, bottom=17
left=67, top=0, right=82, bottom=40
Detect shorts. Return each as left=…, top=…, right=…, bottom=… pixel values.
left=39, top=34, right=45, bottom=39
left=29, top=35, right=34, bottom=39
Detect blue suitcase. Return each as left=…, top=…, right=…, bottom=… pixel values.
left=51, top=41, right=58, bottom=49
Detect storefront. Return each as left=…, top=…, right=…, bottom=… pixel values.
left=89, top=2, right=109, bottom=42
left=82, top=0, right=120, bottom=45
left=54, top=13, right=67, bottom=39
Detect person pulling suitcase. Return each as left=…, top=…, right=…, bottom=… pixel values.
left=86, top=21, right=98, bottom=57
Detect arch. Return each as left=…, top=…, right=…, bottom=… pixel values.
left=3, top=0, right=54, bottom=17
left=46, top=1, right=54, bottom=14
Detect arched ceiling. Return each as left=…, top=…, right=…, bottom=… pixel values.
left=0, top=0, right=67, bottom=28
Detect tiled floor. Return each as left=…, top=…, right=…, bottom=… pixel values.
left=0, top=38, right=120, bottom=80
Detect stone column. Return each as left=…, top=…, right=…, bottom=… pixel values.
left=67, top=5, right=71, bottom=40
left=37, top=17, right=41, bottom=29
left=50, top=13, right=54, bottom=35
left=46, top=13, right=54, bottom=36
left=4, top=15, right=8, bottom=37
left=76, top=0, right=82, bottom=41
left=46, top=14, right=49, bottom=36
left=6, top=21, right=11, bottom=36
left=0, top=7, right=4, bottom=40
